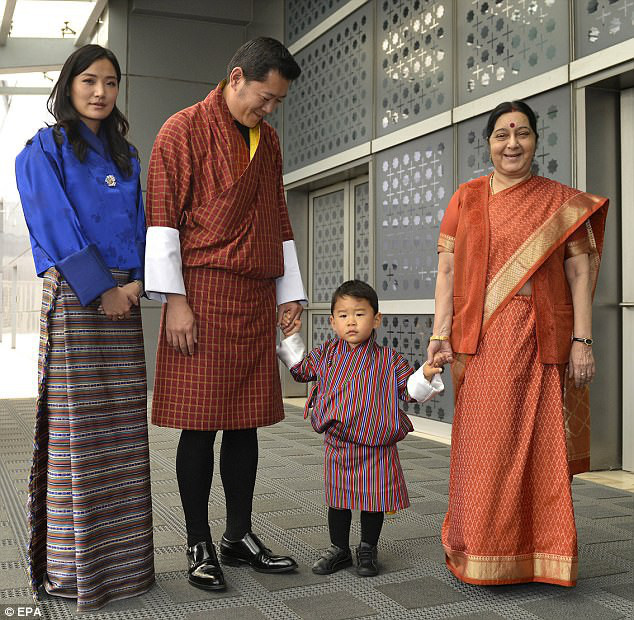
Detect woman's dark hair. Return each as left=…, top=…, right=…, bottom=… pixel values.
left=331, top=280, right=379, bottom=315
left=485, top=100, right=538, bottom=142
left=227, top=37, right=301, bottom=82
left=47, top=44, right=136, bottom=176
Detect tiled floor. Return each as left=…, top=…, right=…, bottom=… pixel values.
left=0, top=398, right=632, bottom=619
left=577, top=470, right=634, bottom=493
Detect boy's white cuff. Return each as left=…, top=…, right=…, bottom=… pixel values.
left=407, top=365, right=444, bottom=402
left=276, top=332, right=306, bottom=368
left=145, top=226, right=186, bottom=302
left=276, top=240, right=307, bottom=305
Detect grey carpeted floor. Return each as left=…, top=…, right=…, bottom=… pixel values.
left=0, top=398, right=632, bottom=619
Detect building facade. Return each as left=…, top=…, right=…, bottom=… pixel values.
left=1, top=0, right=631, bottom=470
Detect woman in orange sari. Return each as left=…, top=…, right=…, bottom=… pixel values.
left=428, top=100, right=608, bottom=587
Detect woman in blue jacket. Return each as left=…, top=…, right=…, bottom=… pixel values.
left=15, top=44, right=153, bottom=611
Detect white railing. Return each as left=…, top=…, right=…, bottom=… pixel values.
left=0, top=247, right=39, bottom=348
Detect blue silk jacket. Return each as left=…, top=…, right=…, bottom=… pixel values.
left=15, top=121, right=145, bottom=305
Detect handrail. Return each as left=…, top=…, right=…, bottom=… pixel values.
left=0, top=246, right=31, bottom=269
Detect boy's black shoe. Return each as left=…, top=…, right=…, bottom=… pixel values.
left=312, top=544, right=353, bottom=574
left=356, top=542, right=379, bottom=577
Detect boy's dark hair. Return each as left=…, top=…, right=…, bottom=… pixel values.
left=330, top=280, right=379, bottom=315
left=47, top=44, right=137, bottom=177
left=227, top=37, right=301, bottom=82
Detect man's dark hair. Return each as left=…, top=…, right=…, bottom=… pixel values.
left=330, top=280, right=379, bottom=315
left=485, top=100, right=538, bottom=142
left=227, top=37, right=301, bottom=82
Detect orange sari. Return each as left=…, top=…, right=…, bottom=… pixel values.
left=439, top=175, right=608, bottom=586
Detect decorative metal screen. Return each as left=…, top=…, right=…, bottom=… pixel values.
left=375, top=126, right=453, bottom=300
left=283, top=5, right=374, bottom=172
left=456, top=0, right=569, bottom=105
left=354, top=182, right=371, bottom=283
left=574, top=0, right=634, bottom=58
left=378, top=314, right=454, bottom=422
left=311, top=189, right=345, bottom=303
left=376, top=0, right=453, bottom=136
left=266, top=107, right=283, bottom=150
left=457, top=85, right=571, bottom=185
left=285, top=0, right=349, bottom=45
left=310, top=313, right=332, bottom=350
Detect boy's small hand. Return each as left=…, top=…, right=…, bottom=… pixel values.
left=282, top=318, right=302, bottom=338
left=423, top=361, right=443, bottom=382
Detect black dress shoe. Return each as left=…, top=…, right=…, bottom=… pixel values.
left=312, top=544, right=353, bottom=575
left=355, top=542, right=379, bottom=577
left=219, top=532, right=298, bottom=573
left=186, top=541, right=226, bottom=590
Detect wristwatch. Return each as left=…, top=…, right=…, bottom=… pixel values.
left=572, top=336, right=593, bottom=346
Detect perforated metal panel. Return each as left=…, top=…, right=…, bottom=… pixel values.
left=375, top=126, right=453, bottom=300
left=266, top=107, right=283, bottom=151
left=311, top=189, right=345, bottom=303
left=283, top=5, right=374, bottom=172
left=457, top=85, right=571, bottom=185
left=354, top=182, right=371, bottom=283
left=376, top=0, right=453, bottom=136
left=456, top=0, right=569, bottom=105
left=575, top=0, right=634, bottom=58
left=285, top=0, right=349, bottom=45
left=378, top=314, right=454, bottom=422
left=310, top=312, right=332, bottom=349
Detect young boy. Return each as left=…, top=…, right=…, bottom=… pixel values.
left=277, top=280, right=443, bottom=577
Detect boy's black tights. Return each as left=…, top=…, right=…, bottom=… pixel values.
left=328, top=507, right=384, bottom=548
left=176, top=428, right=258, bottom=547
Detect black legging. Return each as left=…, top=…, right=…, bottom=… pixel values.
left=328, top=507, right=384, bottom=548
left=176, top=428, right=258, bottom=547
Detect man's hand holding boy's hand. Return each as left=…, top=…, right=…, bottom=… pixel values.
left=279, top=308, right=302, bottom=338
left=278, top=301, right=303, bottom=335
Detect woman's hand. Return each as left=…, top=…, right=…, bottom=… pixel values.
left=166, top=294, right=197, bottom=355
left=427, top=338, right=454, bottom=367
left=568, top=341, right=595, bottom=388
left=121, top=281, right=142, bottom=306
left=100, top=286, right=133, bottom=320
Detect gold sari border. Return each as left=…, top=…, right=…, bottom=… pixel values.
left=444, top=546, right=578, bottom=587
left=565, top=237, right=591, bottom=259
left=483, top=191, right=604, bottom=329
left=438, top=233, right=455, bottom=253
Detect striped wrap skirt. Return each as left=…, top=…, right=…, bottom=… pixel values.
left=28, top=268, right=154, bottom=611
left=323, top=434, right=410, bottom=513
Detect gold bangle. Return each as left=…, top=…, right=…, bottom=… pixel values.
left=429, top=335, right=449, bottom=342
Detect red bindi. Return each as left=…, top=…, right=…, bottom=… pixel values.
left=510, top=122, right=515, bottom=128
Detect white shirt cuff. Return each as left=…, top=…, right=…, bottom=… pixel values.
left=276, top=332, right=306, bottom=367
left=407, top=365, right=444, bottom=403
left=276, top=240, right=307, bottom=305
left=145, top=226, right=186, bottom=302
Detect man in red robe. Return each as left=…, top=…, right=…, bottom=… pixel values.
left=145, top=37, right=305, bottom=591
